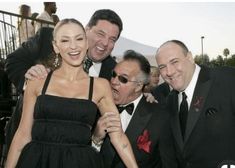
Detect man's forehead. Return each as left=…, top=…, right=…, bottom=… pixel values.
left=116, top=61, right=139, bottom=73
left=158, top=42, right=179, bottom=52
left=157, top=42, right=184, bottom=59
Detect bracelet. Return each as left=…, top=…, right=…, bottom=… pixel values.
left=91, top=135, right=103, bottom=147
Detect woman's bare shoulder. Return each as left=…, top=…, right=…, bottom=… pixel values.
left=26, top=78, right=47, bottom=95
left=93, top=77, right=110, bottom=87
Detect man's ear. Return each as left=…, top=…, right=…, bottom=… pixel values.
left=187, top=51, right=195, bottom=63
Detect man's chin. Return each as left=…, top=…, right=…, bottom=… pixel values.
left=92, top=52, right=109, bottom=62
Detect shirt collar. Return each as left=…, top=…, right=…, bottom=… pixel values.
left=121, top=94, right=143, bottom=115
left=184, top=64, right=201, bottom=107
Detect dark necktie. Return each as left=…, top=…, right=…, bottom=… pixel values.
left=117, top=103, right=134, bottom=115
left=179, top=92, right=188, bottom=140
left=83, top=57, right=93, bottom=73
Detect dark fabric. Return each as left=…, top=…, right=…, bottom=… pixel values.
left=88, top=77, right=94, bottom=100
left=151, top=82, right=170, bottom=105
left=16, top=72, right=104, bottom=168
left=179, top=92, right=188, bottom=140
left=4, top=94, right=23, bottom=153
left=167, top=66, right=235, bottom=168
left=0, top=69, right=11, bottom=98
left=5, top=27, right=54, bottom=93
left=101, top=96, right=178, bottom=168
left=117, top=103, right=134, bottom=115
left=99, top=56, right=116, bottom=81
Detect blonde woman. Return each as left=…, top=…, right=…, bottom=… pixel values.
left=5, top=18, right=137, bottom=168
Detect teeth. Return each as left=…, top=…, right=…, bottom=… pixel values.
left=112, top=90, right=118, bottom=98
left=69, top=52, right=80, bottom=55
left=96, top=46, right=104, bottom=51
left=112, top=88, right=118, bottom=93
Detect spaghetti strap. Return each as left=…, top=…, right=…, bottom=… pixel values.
left=88, top=77, right=94, bottom=101
left=40, top=71, right=53, bottom=119
left=41, top=71, right=53, bottom=95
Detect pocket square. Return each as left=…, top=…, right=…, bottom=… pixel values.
left=205, top=107, right=218, bottom=116
left=137, top=130, right=152, bottom=153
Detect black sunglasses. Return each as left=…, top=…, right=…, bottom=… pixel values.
left=111, top=70, right=138, bottom=84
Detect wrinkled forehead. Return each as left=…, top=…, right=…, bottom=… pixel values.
left=115, top=60, right=140, bottom=75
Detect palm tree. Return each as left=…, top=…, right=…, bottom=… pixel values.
left=223, top=48, right=230, bottom=65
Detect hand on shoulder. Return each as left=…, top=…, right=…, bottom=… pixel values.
left=25, top=64, right=50, bottom=80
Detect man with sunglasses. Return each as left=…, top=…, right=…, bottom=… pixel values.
left=92, top=50, right=177, bottom=168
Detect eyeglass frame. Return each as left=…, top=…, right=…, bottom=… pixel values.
left=111, top=70, right=139, bottom=84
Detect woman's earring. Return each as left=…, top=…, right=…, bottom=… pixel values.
left=53, top=54, right=60, bottom=68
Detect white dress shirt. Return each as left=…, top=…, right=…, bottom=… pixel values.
left=88, top=62, right=102, bottom=77
left=178, top=64, right=201, bottom=109
left=120, top=94, right=143, bottom=131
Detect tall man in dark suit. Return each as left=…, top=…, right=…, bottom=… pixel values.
left=92, top=50, right=177, bottom=168
left=155, top=40, right=235, bottom=168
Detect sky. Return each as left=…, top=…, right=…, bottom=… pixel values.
left=1, top=1, right=235, bottom=60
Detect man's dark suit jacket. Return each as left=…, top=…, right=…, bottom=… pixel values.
left=151, top=82, right=170, bottom=104
left=6, top=27, right=54, bottom=93
left=99, top=56, right=116, bottom=81
left=167, top=66, right=235, bottom=168
left=101, top=96, right=177, bottom=168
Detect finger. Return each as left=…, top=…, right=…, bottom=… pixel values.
left=25, top=71, right=34, bottom=80
left=147, top=96, right=156, bottom=103
left=37, top=64, right=48, bottom=78
left=33, top=65, right=47, bottom=78
left=104, top=115, right=120, bottom=127
left=25, top=66, right=40, bottom=80
left=25, top=68, right=38, bottom=80
left=106, top=120, right=121, bottom=129
left=102, top=112, right=117, bottom=117
left=31, top=68, right=42, bottom=79
left=106, top=127, right=121, bottom=133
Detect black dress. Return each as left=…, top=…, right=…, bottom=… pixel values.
left=16, top=71, right=104, bottom=168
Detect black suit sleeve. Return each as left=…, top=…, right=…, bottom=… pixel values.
left=5, top=27, right=53, bottom=93
left=99, top=56, right=116, bottom=81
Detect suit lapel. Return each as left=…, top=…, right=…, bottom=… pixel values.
left=125, top=97, right=152, bottom=151
left=184, top=67, right=212, bottom=142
